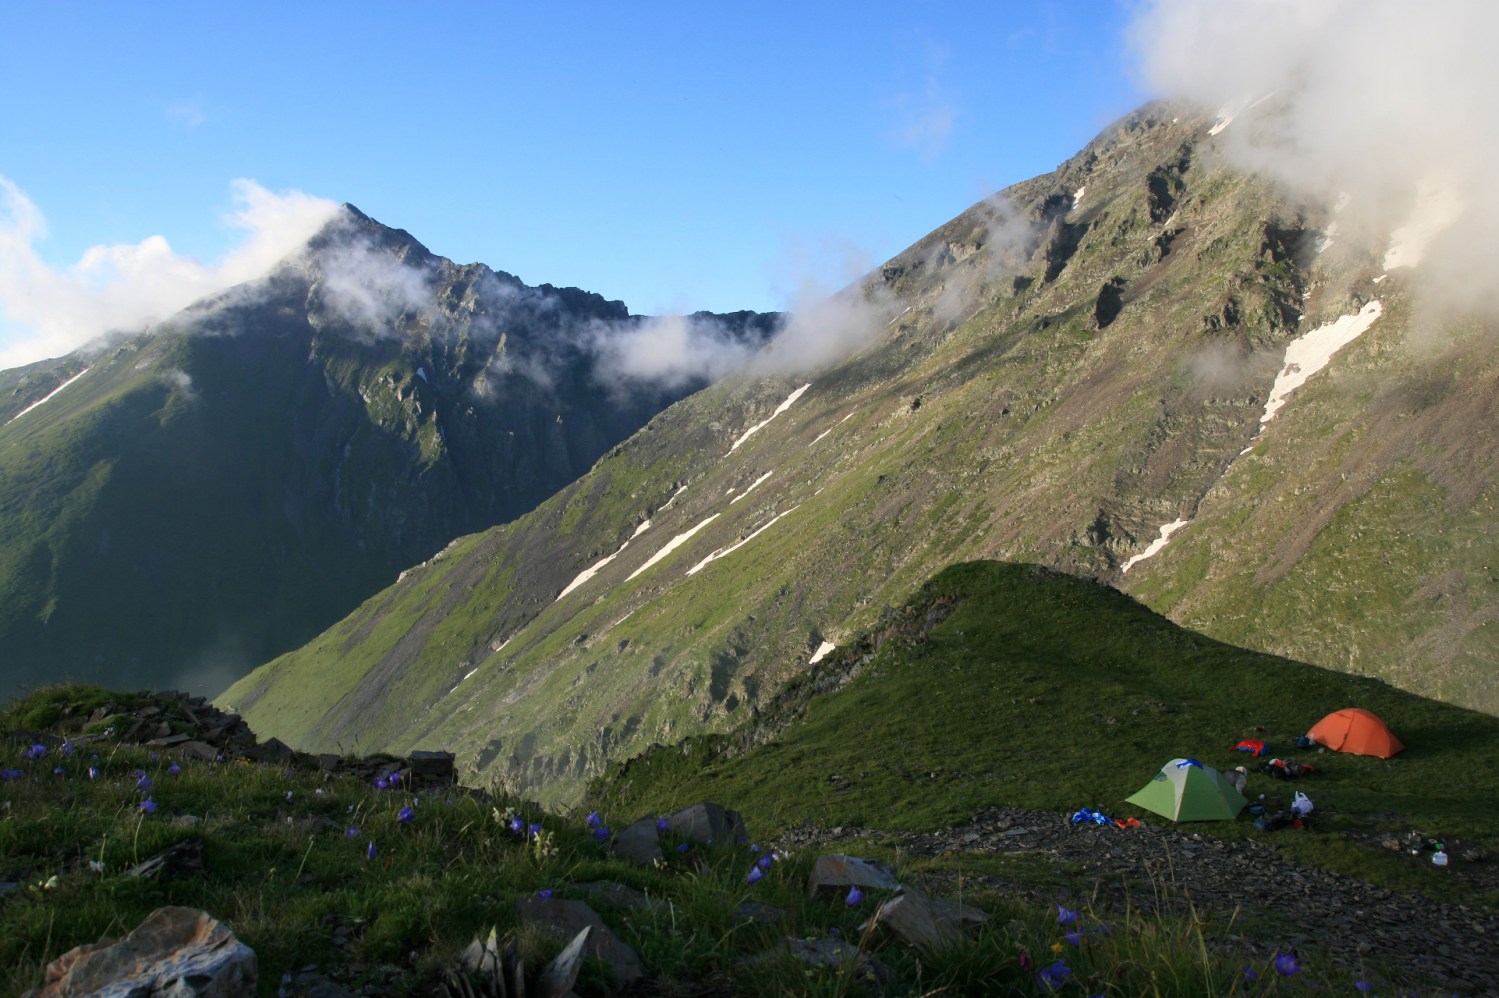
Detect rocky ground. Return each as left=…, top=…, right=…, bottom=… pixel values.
left=778, top=806, right=1499, bottom=996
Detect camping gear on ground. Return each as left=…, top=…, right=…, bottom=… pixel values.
left=1070, top=807, right=1113, bottom=825
left=1234, top=739, right=1267, bottom=756
left=1305, top=707, right=1404, bottom=758
left=1433, top=850, right=1449, bottom=866
left=1260, top=757, right=1315, bottom=779
left=1125, top=758, right=1248, bottom=822
left=1290, top=791, right=1313, bottom=817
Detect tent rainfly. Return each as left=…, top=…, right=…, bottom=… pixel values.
left=1306, top=708, right=1404, bottom=758
left=1125, top=758, right=1248, bottom=822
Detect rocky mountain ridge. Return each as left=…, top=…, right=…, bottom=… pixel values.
left=225, top=99, right=1498, bottom=802
left=0, top=207, right=778, bottom=699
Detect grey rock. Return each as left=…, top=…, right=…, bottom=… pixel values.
left=862, top=885, right=989, bottom=953
left=513, top=897, right=643, bottom=985
left=609, top=816, right=663, bottom=866
left=572, top=881, right=653, bottom=911
left=807, top=854, right=899, bottom=899
left=662, top=802, right=747, bottom=846
left=533, top=926, right=590, bottom=998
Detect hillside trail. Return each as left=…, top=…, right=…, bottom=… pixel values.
left=776, top=806, right=1499, bottom=995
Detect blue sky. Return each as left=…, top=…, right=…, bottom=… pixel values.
left=1, top=1, right=1151, bottom=367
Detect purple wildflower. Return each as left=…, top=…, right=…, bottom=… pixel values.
left=139, top=797, right=157, bottom=815
left=1354, top=983, right=1373, bottom=994
left=592, top=826, right=610, bottom=840
left=398, top=806, right=415, bottom=823
left=1243, top=967, right=1259, bottom=982
left=756, top=854, right=774, bottom=870
left=585, top=810, right=601, bottom=828
left=746, top=865, right=765, bottom=884
left=24, top=744, right=46, bottom=761
left=1274, top=951, right=1301, bottom=976
left=749, top=843, right=761, bottom=853
left=1056, top=903, right=1079, bottom=927
left=52, top=766, right=65, bottom=777
left=527, top=822, right=542, bottom=839
left=676, top=842, right=690, bottom=853
left=536, top=888, right=553, bottom=899
left=387, top=772, right=402, bottom=784
left=1064, top=929, right=1083, bottom=946
left=167, top=762, right=181, bottom=776
left=0, top=769, right=24, bottom=781
left=60, top=741, right=74, bottom=757
left=87, top=766, right=100, bottom=781
left=846, top=886, right=864, bottom=905
left=366, top=841, right=377, bottom=860
left=136, top=773, right=153, bottom=792
left=346, top=826, right=360, bottom=838
left=373, top=775, right=389, bottom=789
left=1038, top=959, right=1072, bottom=989
left=656, top=816, right=670, bottom=833
left=508, top=816, right=525, bottom=835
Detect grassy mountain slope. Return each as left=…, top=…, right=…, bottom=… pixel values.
left=224, top=101, right=1498, bottom=804
left=0, top=207, right=775, bottom=699
left=590, top=560, right=1499, bottom=885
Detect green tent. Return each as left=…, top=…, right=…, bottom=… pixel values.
left=1126, top=758, right=1247, bottom=822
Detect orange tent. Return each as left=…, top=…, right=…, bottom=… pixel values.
left=1306, top=708, right=1404, bottom=758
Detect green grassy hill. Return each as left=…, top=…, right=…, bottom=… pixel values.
left=590, top=561, right=1499, bottom=892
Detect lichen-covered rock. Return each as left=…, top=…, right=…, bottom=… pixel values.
left=24, top=906, right=255, bottom=997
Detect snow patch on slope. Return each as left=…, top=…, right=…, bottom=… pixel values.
left=1383, top=182, right=1462, bottom=270
left=556, top=519, right=653, bottom=602
left=729, top=471, right=773, bottom=505
left=687, top=506, right=799, bottom=576
left=627, top=514, right=719, bottom=581
left=4, top=367, right=90, bottom=426
left=1256, top=301, right=1384, bottom=432
left=1121, top=518, right=1191, bottom=574
left=730, top=383, right=811, bottom=452
left=809, top=640, right=836, bottom=665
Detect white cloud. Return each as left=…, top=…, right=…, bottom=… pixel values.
left=887, top=71, right=959, bottom=161
left=1129, top=0, right=1499, bottom=316
left=590, top=313, right=758, bottom=390
left=315, top=233, right=436, bottom=331
left=0, top=177, right=339, bottom=370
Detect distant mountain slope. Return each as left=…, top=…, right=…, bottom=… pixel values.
left=224, top=101, right=1498, bottom=803
left=0, top=206, right=778, bottom=699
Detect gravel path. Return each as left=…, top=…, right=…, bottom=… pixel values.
left=778, top=806, right=1499, bottom=995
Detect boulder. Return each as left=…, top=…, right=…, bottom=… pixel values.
left=861, top=885, right=989, bottom=953
left=610, top=816, right=663, bottom=866
left=806, top=854, right=899, bottom=900
left=406, top=750, right=455, bottom=785
left=662, top=802, right=747, bottom=846
left=126, top=838, right=205, bottom=883
left=24, top=906, right=255, bottom=997
left=514, top=897, right=643, bottom=985
left=571, top=881, right=654, bottom=912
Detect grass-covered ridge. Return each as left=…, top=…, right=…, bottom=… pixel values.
left=591, top=561, right=1499, bottom=898
left=2, top=682, right=1483, bottom=996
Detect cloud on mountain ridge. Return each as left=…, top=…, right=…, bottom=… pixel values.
left=0, top=178, right=340, bottom=369
left=1130, top=0, right=1499, bottom=318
